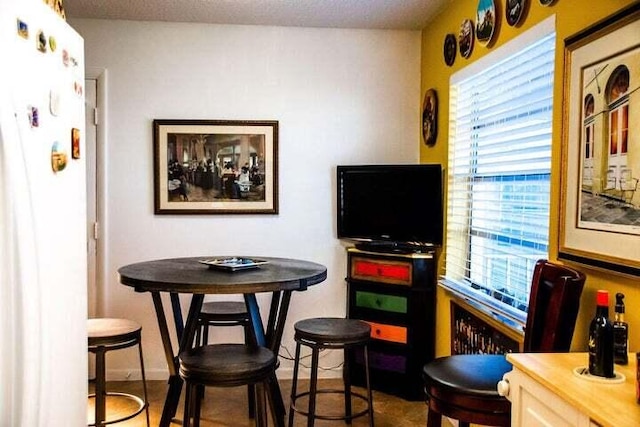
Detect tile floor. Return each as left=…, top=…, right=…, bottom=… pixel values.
left=88, top=378, right=427, bottom=426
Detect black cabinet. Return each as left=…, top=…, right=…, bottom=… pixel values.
left=345, top=247, right=436, bottom=400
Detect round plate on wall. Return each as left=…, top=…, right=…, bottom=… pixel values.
left=476, top=0, right=496, bottom=46
left=506, top=0, right=527, bottom=26
left=443, top=33, right=457, bottom=66
left=422, top=89, right=438, bottom=146
left=539, top=0, right=556, bottom=5
left=459, top=19, right=475, bottom=59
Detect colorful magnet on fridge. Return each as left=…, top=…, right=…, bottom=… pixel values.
left=17, top=19, right=28, bottom=39
left=50, top=90, right=60, bottom=116
left=71, top=128, right=80, bottom=159
left=49, top=36, right=57, bottom=52
left=36, top=30, right=47, bottom=53
left=51, top=141, right=67, bottom=173
left=73, top=81, right=83, bottom=97
left=62, top=49, right=69, bottom=66
left=28, top=106, right=39, bottom=128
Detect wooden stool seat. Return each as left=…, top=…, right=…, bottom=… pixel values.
left=87, top=318, right=149, bottom=427
left=422, top=355, right=512, bottom=426
left=179, top=344, right=277, bottom=427
left=288, top=317, right=374, bottom=427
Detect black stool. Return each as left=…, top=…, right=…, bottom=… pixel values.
left=195, top=300, right=256, bottom=417
left=179, top=344, right=277, bottom=427
left=288, top=317, right=374, bottom=427
left=87, top=318, right=150, bottom=427
left=195, top=300, right=251, bottom=346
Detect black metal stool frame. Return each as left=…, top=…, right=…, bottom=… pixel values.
left=88, top=328, right=150, bottom=427
left=288, top=319, right=374, bottom=427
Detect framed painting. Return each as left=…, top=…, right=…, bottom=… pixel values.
left=558, top=3, right=640, bottom=276
left=153, top=119, right=279, bottom=215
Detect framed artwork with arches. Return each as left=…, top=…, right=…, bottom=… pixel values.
left=559, top=3, right=640, bottom=276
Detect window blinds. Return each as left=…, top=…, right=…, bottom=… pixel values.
left=443, top=31, right=556, bottom=324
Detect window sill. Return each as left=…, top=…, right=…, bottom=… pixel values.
left=438, top=276, right=526, bottom=337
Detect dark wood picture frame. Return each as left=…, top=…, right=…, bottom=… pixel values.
left=153, top=119, right=279, bottom=215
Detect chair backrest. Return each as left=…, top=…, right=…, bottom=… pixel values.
left=523, top=259, right=586, bottom=352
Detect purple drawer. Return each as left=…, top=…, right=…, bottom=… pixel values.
left=355, top=349, right=407, bottom=373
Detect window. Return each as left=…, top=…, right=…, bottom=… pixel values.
left=441, top=18, right=556, bottom=325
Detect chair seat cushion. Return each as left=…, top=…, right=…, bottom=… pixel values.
left=423, top=354, right=512, bottom=398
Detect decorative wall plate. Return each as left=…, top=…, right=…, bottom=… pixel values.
left=443, top=33, right=457, bottom=66
left=459, top=19, right=475, bottom=59
left=476, top=0, right=496, bottom=46
left=506, top=0, right=527, bottom=26
left=422, top=89, right=438, bottom=146
left=539, top=0, right=555, bottom=5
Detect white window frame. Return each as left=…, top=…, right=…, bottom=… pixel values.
left=440, top=16, right=556, bottom=327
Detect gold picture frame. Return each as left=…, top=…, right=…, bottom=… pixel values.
left=558, top=3, right=640, bottom=276
left=153, top=119, right=279, bottom=215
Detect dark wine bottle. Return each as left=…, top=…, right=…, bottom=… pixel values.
left=613, top=292, right=629, bottom=365
left=588, top=290, right=614, bottom=378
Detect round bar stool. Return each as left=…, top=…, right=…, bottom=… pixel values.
left=195, top=300, right=256, bottom=417
left=179, top=343, right=278, bottom=427
left=288, top=317, right=374, bottom=427
left=87, top=318, right=150, bottom=427
left=195, top=300, right=251, bottom=346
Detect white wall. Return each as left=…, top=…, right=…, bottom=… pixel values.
left=70, top=18, right=421, bottom=379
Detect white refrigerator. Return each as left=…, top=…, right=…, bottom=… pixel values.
left=0, top=0, right=87, bottom=426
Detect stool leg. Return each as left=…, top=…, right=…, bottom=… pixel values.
left=137, top=339, right=151, bottom=427
left=94, top=346, right=106, bottom=427
left=254, top=381, right=268, bottom=427
left=244, top=323, right=256, bottom=419
left=343, top=347, right=353, bottom=424
left=288, top=341, right=302, bottom=427
left=363, top=345, right=374, bottom=427
left=183, top=382, right=193, bottom=427
left=194, top=384, right=204, bottom=427
left=307, top=346, right=320, bottom=427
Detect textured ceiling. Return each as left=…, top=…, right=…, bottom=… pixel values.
left=63, top=0, right=448, bottom=30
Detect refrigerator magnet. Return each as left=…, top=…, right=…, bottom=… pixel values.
left=51, top=142, right=67, bottom=173
left=49, top=90, right=60, bottom=116
left=62, top=49, right=69, bottom=66
left=36, top=30, right=47, bottom=53
left=49, top=36, right=57, bottom=52
left=28, top=106, right=39, bottom=128
left=71, top=128, right=80, bottom=159
left=16, top=19, right=28, bottom=39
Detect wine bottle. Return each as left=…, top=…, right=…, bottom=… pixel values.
left=588, top=290, right=614, bottom=378
left=613, top=292, right=629, bottom=365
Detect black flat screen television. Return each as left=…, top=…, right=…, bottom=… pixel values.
left=337, top=164, right=443, bottom=252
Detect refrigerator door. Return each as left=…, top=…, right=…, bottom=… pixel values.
left=0, top=0, right=87, bottom=425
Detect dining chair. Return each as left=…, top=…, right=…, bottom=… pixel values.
left=422, top=259, right=586, bottom=427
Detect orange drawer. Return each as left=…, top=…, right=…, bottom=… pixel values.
left=350, top=257, right=412, bottom=286
left=365, top=321, right=407, bottom=344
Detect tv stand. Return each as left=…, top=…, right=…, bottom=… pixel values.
left=354, top=241, right=434, bottom=254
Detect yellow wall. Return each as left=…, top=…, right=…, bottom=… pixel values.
left=420, top=0, right=639, bottom=357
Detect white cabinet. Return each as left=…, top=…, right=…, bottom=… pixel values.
left=503, top=353, right=639, bottom=427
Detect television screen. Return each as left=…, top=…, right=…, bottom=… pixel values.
left=337, top=164, right=443, bottom=249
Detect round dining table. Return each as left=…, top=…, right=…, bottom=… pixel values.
left=118, top=256, right=327, bottom=427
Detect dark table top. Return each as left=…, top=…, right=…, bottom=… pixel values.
left=118, top=256, right=327, bottom=294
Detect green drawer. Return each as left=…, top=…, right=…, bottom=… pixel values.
left=355, top=291, right=407, bottom=313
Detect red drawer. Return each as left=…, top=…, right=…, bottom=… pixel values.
left=351, top=257, right=412, bottom=286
